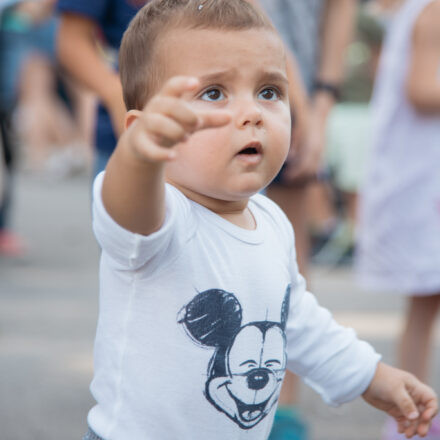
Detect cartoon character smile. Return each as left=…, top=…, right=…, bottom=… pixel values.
left=178, top=286, right=290, bottom=429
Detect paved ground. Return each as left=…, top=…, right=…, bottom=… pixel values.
left=1, top=173, right=439, bottom=440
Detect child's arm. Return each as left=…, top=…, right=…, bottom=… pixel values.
left=57, top=13, right=126, bottom=136
left=101, top=77, right=230, bottom=236
left=363, top=362, right=438, bottom=438
left=406, top=0, right=440, bottom=113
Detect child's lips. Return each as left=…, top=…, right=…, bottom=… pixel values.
left=235, top=141, right=263, bottom=164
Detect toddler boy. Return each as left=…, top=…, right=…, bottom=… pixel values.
left=87, top=1, right=438, bottom=439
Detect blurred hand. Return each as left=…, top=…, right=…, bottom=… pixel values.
left=280, top=108, right=325, bottom=185
left=280, top=91, right=333, bottom=185
left=363, top=363, right=438, bottom=438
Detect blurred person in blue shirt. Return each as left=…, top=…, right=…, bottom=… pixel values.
left=56, top=0, right=149, bottom=176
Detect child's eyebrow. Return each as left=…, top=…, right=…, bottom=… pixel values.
left=197, top=69, right=288, bottom=86
left=198, top=69, right=237, bottom=84
left=258, top=71, right=289, bottom=87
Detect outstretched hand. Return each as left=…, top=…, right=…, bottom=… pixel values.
left=126, top=76, right=231, bottom=163
left=363, top=363, right=438, bottom=438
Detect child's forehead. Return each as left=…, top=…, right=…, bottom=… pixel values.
left=157, top=26, right=286, bottom=77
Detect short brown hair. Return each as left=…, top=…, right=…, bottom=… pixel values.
left=119, top=0, right=274, bottom=110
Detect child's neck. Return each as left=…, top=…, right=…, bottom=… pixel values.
left=169, top=182, right=256, bottom=230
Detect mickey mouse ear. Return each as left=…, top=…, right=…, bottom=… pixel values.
left=280, top=284, right=291, bottom=330
left=178, top=289, right=242, bottom=347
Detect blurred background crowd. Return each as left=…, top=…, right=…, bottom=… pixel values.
left=0, top=0, right=387, bottom=262
left=0, top=0, right=439, bottom=439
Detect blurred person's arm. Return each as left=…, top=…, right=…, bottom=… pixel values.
left=280, top=52, right=310, bottom=182
left=246, top=0, right=309, bottom=137
left=15, top=0, right=57, bottom=23
left=406, top=0, right=440, bottom=113
left=57, top=13, right=125, bottom=136
left=246, top=0, right=310, bottom=181
left=290, top=0, right=357, bottom=181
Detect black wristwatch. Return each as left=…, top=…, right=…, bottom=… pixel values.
left=313, top=80, right=341, bottom=101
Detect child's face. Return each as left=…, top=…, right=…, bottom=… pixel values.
left=159, top=27, right=291, bottom=203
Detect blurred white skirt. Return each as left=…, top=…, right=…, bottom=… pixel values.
left=356, top=130, right=440, bottom=296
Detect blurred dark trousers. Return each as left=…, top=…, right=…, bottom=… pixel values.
left=0, top=112, right=14, bottom=230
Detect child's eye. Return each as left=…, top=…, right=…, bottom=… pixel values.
left=200, top=88, right=225, bottom=102
left=258, top=87, right=280, bottom=101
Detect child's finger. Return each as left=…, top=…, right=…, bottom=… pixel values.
left=419, top=388, right=439, bottom=419
left=410, top=381, right=438, bottom=421
left=130, top=129, right=176, bottom=161
left=196, top=109, right=231, bottom=130
left=394, top=386, right=419, bottom=421
left=404, top=421, right=419, bottom=438
left=142, top=113, right=187, bottom=147
left=422, top=404, right=439, bottom=421
left=159, top=76, right=199, bottom=99
left=416, top=420, right=431, bottom=437
left=396, top=419, right=408, bottom=434
left=151, top=97, right=200, bottom=133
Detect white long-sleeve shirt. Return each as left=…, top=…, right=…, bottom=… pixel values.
left=89, top=172, right=380, bottom=440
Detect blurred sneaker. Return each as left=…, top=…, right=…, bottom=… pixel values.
left=311, top=220, right=355, bottom=266
left=0, top=230, right=26, bottom=257
left=382, top=417, right=440, bottom=440
left=268, top=407, right=308, bottom=440
left=44, top=145, right=90, bottom=180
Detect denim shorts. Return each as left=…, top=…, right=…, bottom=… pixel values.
left=82, top=428, right=104, bottom=440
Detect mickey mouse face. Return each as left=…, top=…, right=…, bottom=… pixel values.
left=208, top=322, right=286, bottom=428
left=178, top=286, right=290, bottom=430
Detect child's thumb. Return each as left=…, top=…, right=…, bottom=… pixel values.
left=395, top=386, right=419, bottom=420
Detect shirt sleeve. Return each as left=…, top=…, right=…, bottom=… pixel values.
left=92, top=172, right=192, bottom=273
left=285, top=242, right=381, bottom=406
left=56, top=0, right=107, bottom=22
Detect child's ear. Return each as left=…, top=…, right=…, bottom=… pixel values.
left=124, top=110, right=142, bottom=130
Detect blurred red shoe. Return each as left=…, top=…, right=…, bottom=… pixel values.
left=0, top=230, right=27, bottom=257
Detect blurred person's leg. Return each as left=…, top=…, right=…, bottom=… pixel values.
left=62, top=76, right=95, bottom=164
left=399, top=294, right=440, bottom=382
left=0, top=130, right=4, bottom=206
left=0, top=13, right=33, bottom=257
left=312, top=103, right=371, bottom=266
left=306, top=180, right=339, bottom=258
left=0, top=113, right=25, bottom=256
left=307, top=181, right=337, bottom=234
left=18, top=54, right=91, bottom=177
left=266, top=185, right=310, bottom=274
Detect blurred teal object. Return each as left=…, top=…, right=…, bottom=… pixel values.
left=268, top=407, right=308, bottom=440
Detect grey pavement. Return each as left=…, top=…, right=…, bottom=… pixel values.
left=0, top=173, right=439, bottom=440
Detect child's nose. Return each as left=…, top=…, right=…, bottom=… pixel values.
left=236, top=99, right=263, bottom=128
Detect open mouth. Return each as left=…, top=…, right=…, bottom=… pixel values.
left=226, top=387, right=273, bottom=423
left=234, top=394, right=271, bottom=422
left=237, top=142, right=262, bottom=156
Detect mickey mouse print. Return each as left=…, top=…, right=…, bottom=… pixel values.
left=178, top=285, right=291, bottom=429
